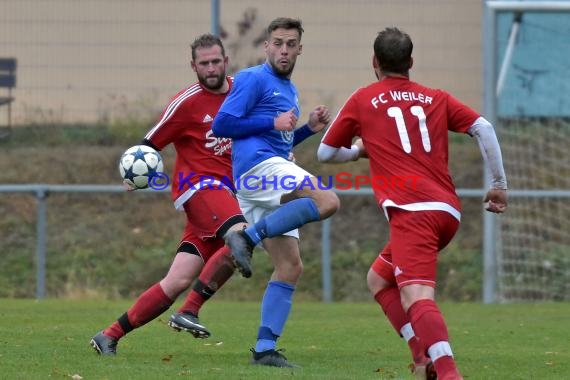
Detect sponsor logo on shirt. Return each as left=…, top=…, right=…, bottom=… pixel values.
left=205, top=130, right=232, bottom=156
left=281, top=130, right=294, bottom=143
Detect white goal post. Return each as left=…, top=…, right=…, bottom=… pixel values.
left=483, top=1, right=570, bottom=303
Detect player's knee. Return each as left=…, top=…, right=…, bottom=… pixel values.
left=399, top=284, right=435, bottom=312
left=274, top=259, right=303, bottom=283
left=317, top=190, right=340, bottom=219
left=288, top=259, right=303, bottom=279
left=401, top=297, right=415, bottom=313
left=367, top=268, right=389, bottom=294
left=160, top=276, right=191, bottom=298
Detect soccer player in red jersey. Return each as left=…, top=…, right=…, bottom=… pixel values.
left=90, top=34, right=247, bottom=355
left=318, top=27, right=508, bottom=380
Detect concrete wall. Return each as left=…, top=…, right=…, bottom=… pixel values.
left=0, top=0, right=483, bottom=125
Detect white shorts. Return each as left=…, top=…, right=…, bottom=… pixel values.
left=236, top=156, right=314, bottom=239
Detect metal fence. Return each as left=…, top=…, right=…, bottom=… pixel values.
left=483, top=1, right=570, bottom=302
left=1, top=180, right=568, bottom=301
left=0, top=184, right=493, bottom=301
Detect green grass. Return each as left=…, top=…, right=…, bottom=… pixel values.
left=0, top=300, right=568, bottom=379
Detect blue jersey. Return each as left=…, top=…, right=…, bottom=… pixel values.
left=215, top=63, right=301, bottom=178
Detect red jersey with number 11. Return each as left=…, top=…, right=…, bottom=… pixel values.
left=323, top=77, right=479, bottom=218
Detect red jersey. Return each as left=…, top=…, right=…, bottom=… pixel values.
left=323, top=77, right=479, bottom=218
left=144, top=77, right=233, bottom=209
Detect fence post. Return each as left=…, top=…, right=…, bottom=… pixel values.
left=211, top=0, right=220, bottom=36
left=35, top=188, right=47, bottom=299
left=321, top=218, right=332, bottom=302
left=482, top=4, right=497, bottom=304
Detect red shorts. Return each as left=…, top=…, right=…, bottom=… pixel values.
left=371, top=208, right=459, bottom=288
left=178, top=187, right=246, bottom=262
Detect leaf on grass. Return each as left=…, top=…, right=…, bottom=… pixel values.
left=374, top=367, right=398, bottom=377
left=162, top=354, right=173, bottom=363
left=215, top=341, right=223, bottom=346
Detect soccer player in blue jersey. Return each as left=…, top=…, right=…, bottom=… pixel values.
left=212, top=17, right=339, bottom=367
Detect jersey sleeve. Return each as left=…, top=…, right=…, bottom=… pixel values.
left=218, top=70, right=260, bottom=117
left=321, top=93, right=361, bottom=148
left=212, top=111, right=273, bottom=138
left=144, top=93, right=190, bottom=150
left=446, top=92, right=480, bottom=134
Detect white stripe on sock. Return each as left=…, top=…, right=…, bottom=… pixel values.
left=400, top=323, right=415, bottom=342
left=428, top=341, right=454, bottom=362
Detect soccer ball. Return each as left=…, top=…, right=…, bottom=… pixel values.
left=119, top=145, right=164, bottom=189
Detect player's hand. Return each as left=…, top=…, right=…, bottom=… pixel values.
left=353, top=138, right=368, bottom=159
left=122, top=179, right=137, bottom=192
left=274, top=108, right=297, bottom=131
left=484, top=188, right=507, bottom=213
left=308, top=105, right=331, bottom=133
left=288, top=152, right=296, bottom=163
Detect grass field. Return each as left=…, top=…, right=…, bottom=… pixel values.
left=0, top=300, right=568, bottom=379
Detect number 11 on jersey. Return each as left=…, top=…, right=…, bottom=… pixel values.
left=387, top=106, right=431, bottom=153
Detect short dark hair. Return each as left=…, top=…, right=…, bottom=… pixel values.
left=373, top=27, right=413, bottom=74
left=190, top=33, right=225, bottom=61
left=266, top=17, right=304, bottom=40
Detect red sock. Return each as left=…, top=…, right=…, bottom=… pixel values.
left=103, top=283, right=173, bottom=340
left=407, top=299, right=461, bottom=378
left=178, top=246, right=234, bottom=316
left=433, top=356, right=462, bottom=380
left=374, top=287, right=426, bottom=363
